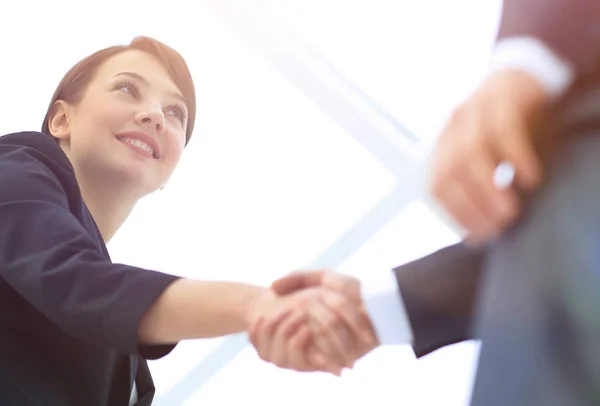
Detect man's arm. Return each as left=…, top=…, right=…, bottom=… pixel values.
left=270, top=243, right=487, bottom=358
left=392, top=243, right=486, bottom=357
left=497, top=0, right=600, bottom=78
left=360, top=243, right=485, bottom=357
left=428, top=1, right=600, bottom=242
left=490, top=0, right=600, bottom=99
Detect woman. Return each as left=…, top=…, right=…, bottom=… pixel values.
left=0, top=37, right=374, bottom=406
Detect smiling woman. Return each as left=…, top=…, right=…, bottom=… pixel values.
left=0, top=37, right=375, bottom=406
left=41, top=37, right=196, bottom=144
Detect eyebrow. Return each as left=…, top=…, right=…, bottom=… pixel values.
left=112, top=71, right=187, bottom=106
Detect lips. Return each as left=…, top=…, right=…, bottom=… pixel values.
left=115, top=131, right=161, bottom=159
left=119, top=137, right=155, bottom=158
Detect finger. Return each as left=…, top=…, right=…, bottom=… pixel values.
left=253, top=317, right=273, bottom=362
left=289, top=325, right=312, bottom=352
left=312, top=337, right=344, bottom=376
left=435, top=168, right=496, bottom=238
left=498, top=122, right=543, bottom=191
left=430, top=140, right=490, bottom=237
left=320, top=291, right=376, bottom=349
left=462, top=149, right=521, bottom=238
left=254, top=309, right=292, bottom=363
left=309, top=300, right=355, bottom=369
left=308, top=347, right=342, bottom=376
left=308, top=347, right=328, bottom=370
left=269, top=311, right=306, bottom=368
left=309, top=325, right=346, bottom=371
left=287, top=325, right=314, bottom=372
left=264, top=309, right=293, bottom=336
left=271, top=270, right=325, bottom=295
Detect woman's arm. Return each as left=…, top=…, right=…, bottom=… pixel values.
left=138, top=279, right=268, bottom=344
left=0, top=136, right=271, bottom=358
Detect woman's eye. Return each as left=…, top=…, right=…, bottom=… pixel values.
left=114, top=81, right=140, bottom=97
left=166, top=106, right=187, bottom=124
left=119, top=85, right=134, bottom=94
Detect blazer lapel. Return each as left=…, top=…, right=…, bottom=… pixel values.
left=133, top=358, right=156, bottom=406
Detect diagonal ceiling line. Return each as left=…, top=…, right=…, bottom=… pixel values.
left=201, top=0, right=458, bottom=234
left=283, top=28, right=420, bottom=143
left=204, top=0, right=428, bottom=177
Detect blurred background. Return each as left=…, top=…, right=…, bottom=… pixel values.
left=0, top=1, right=503, bottom=404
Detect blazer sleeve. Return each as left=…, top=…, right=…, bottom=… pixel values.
left=393, top=243, right=486, bottom=358
left=0, top=140, right=180, bottom=359
left=497, top=0, right=600, bottom=76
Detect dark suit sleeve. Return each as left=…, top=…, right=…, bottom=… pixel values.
left=497, top=0, right=600, bottom=75
left=0, top=141, right=180, bottom=359
left=393, top=243, right=486, bottom=358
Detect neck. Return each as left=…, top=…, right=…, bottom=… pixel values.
left=77, top=178, right=136, bottom=243
left=59, top=143, right=141, bottom=242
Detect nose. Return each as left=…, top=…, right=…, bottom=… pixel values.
left=135, top=106, right=165, bottom=134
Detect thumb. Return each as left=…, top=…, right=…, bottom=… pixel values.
left=271, top=270, right=325, bottom=295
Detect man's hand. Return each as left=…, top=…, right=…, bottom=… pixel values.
left=430, top=69, right=553, bottom=243
left=248, top=285, right=374, bottom=375
left=276, top=270, right=379, bottom=366
left=248, top=270, right=378, bottom=375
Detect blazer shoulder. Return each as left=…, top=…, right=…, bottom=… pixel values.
left=0, top=131, right=77, bottom=206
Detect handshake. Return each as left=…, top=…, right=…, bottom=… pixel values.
left=246, top=270, right=380, bottom=375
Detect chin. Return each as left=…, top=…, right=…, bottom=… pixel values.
left=109, top=161, right=161, bottom=196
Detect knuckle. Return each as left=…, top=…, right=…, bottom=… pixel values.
left=331, top=298, right=346, bottom=312
left=326, top=292, right=345, bottom=309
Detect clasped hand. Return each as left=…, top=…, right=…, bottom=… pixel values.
left=247, top=270, right=379, bottom=375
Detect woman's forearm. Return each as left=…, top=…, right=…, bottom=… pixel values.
left=138, top=278, right=269, bottom=344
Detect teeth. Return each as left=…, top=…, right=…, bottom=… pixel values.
left=121, top=137, right=154, bottom=156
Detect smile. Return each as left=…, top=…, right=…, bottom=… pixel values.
left=114, top=130, right=162, bottom=159
left=119, top=137, right=155, bottom=158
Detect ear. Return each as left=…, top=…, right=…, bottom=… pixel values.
left=47, top=100, right=73, bottom=141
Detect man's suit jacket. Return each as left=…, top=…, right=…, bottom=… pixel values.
left=498, top=0, right=600, bottom=76
left=393, top=0, right=600, bottom=359
left=392, top=244, right=485, bottom=357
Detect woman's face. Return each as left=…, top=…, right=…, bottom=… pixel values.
left=55, top=49, right=188, bottom=197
